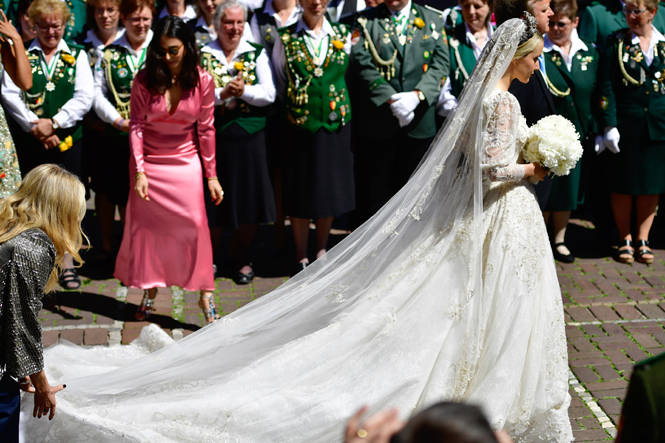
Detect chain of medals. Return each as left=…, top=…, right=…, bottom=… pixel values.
left=103, top=46, right=146, bottom=120
left=617, top=33, right=665, bottom=94
left=283, top=31, right=336, bottom=105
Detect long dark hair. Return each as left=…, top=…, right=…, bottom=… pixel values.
left=145, top=16, right=199, bottom=94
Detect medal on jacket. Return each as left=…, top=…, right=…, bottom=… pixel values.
left=398, top=34, right=407, bottom=45
left=40, top=52, right=58, bottom=92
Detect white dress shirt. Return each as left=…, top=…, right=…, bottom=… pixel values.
left=201, top=38, right=276, bottom=107
left=238, top=0, right=264, bottom=13
left=437, top=22, right=493, bottom=117
left=272, top=17, right=351, bottom=100
left=631, top=25, right=665, bottom=66
left=93, top=30, right=154, bottom=125
left=543, top=29, right=588, bottom=71
left=1, top=39, right=93, bottom=132
left=159, top=4, right=198, bottom=20
left=249, top=0, right=302, bottom=46
left=326, top=0, right=366, bottom=22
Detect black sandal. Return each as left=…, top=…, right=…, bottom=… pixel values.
left=636, top=239, right=654, bottom=264
left=617, top=239, right=634, bottom=264
left=59, top=268, right=81, bottom=290
left=553, top=242, right=574, bottom=263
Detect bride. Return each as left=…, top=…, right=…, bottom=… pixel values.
left=22, top=14, right=572, bottom=443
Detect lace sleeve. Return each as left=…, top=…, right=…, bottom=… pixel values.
left=482, top=92, right=526, bottom=182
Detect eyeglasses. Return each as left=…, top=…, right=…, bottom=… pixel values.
left=549, top=20, right=571, bottom=28
left=623, top=7, right=648, bottom=16
left=153, top=44, right=183, bottom=57
left=36, top=23, right=63, bottom=32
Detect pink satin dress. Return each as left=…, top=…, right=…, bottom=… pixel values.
left=114, top=69, right=217, bottom=291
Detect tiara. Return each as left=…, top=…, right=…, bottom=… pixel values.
left=519, top=11, right=539, bottom=44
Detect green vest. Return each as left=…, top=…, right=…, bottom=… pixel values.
left=201, top=43, right=267, bottom=134
left=101, top=45, right=145, bottom=120
left=279, top=22, right=351, bottom=133
left=253, top=7, right=280, bottom=55
left=447, top=23, right=482, bottom=98
left=23, top=44, right=83, bottom=144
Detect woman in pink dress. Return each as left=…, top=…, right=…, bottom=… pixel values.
left=114, top=16, right=224, bottom=325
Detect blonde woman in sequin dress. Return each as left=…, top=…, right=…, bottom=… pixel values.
left=0, top=9, right=32, bottom=198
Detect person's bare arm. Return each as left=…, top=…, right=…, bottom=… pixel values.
left=0, top=10, right=33, bottom=91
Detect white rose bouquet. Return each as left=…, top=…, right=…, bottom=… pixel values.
left=523, top=115, right=583, bottom=184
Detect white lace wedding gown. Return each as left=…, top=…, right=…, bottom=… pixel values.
left=21, top=20, right=572, bottom=443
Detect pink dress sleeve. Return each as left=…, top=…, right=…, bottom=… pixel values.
left=129, top=73, right=150, bottom=174
left=197, top=69, right=217, bottom=178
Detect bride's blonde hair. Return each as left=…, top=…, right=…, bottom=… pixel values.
left=514, top=32, right=544, bottom=59
left=0, top=164, right=87, bottom=292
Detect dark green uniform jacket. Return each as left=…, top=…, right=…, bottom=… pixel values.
left=350, top=2, right=450, bottom=140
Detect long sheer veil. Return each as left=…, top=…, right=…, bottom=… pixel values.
left=23, top=18, right=530, bottom=442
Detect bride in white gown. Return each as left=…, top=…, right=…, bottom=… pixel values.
left=22, top=14, right=572, bottom=443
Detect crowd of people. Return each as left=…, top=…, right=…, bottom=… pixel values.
left=0, top=0, right=661, bottom=318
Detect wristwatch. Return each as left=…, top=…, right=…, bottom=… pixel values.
left=51, top=118, right=60, bottom=130
left=416, top=90, right=426, bottom=101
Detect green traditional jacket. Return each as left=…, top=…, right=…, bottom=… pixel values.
left=598, top=29, right=665, bottom=142
left=580, top=0, right=665, bottom=51
left=350, top=3, right=450, bottom=140
left=201, top=42, right=267, bottom=134
left=447, top=22, right=490, bottom=98
left=100, top=44, right=146, bottom=125
left=543, top=36, right=599, bottom=138
left=22, top=42, right=84, bottom=144
left=279, top=22, right=351, bottom=133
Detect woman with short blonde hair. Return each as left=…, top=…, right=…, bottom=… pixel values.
left=0, top=164, right=85, bottom=442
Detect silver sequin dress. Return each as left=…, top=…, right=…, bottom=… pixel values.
left=0, top=229, right=55, bottom=378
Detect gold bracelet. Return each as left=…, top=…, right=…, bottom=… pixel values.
left=207, top=177, right=219, bottom=181
left=135, top=171, right=147, bottom=180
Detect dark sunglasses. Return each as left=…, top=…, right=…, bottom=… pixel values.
left=153, top=43, right=183, bottom=58
left=549, top=21, right=571, bottom=28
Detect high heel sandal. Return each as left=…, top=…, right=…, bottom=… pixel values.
left=135, top=289, right=156, bottom=320
left=617, top=239, right=634, bottom=264
left=637, top=239, right=654, bottom=264
left=199, top=294, right=220, bottom=325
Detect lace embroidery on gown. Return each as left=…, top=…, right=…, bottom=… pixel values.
left=20, top=20, right=572, bottom=443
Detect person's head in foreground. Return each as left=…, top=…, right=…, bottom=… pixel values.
left=494, top=0, right=553, bottom=34
left=391, top=402, right=513, bottom=443
left=509, top=15, right=545, bottom=84
left=0, top=164, right=86, bottom=292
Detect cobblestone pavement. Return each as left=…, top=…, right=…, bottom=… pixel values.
left=38, top=221, right=665, bottom=442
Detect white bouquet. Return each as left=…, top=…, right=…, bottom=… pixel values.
left=523, top=115, right=583, bottom=184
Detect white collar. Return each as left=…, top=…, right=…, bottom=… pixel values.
left=264, top=0, right=302, bottom=19
left=84, top=28, right=126, bottom=49
left=630, top=25, right=665, bottom=46
left=195, top=15, right=215, bottom=33
left=29, top=38, right=71, bottom=54
left=113, top=29, right=153, bottom=55
left=295, top=16, right=335, bottom=37
left=202, top=37, right=256, bottom=60
left=543, top=29, right=588, bottom=53
left=389, top=0, right=412, bottom=18
left=463, top=21, right=493, bottom=45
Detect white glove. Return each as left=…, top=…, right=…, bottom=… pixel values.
left=594, top=135, right=605, bottom=154
left=396, top=112, right=415, bottom=127
left=390, top=92, right=421, bottom=121
left=603, top=127, right=620, bottom=154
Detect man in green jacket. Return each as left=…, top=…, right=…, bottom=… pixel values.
left=351, top=0, right=449, bottom=224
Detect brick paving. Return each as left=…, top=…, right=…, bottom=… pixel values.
left=38, top=220, right=665, bottom=442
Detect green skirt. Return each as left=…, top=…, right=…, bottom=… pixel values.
left=603, top=131, right=665, bottom=195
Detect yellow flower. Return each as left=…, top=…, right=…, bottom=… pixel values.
left=234, top=61, right=245, bottom=71
left=59, top=136, right=73, bottom=152
left=414, top=17, right=425, bottom=29
left=61, top=53, right=76, bottom=65
left=332, top=40, right=345, bottom=50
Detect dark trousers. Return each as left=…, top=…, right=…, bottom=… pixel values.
left=534, top=176, right=553, bottom=211
left=354, top=133, right=433, bottom=226
left=0, top=373, right=20, bottom=443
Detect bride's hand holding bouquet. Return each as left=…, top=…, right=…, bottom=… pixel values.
left=523, top=115, right=583, bottom=184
